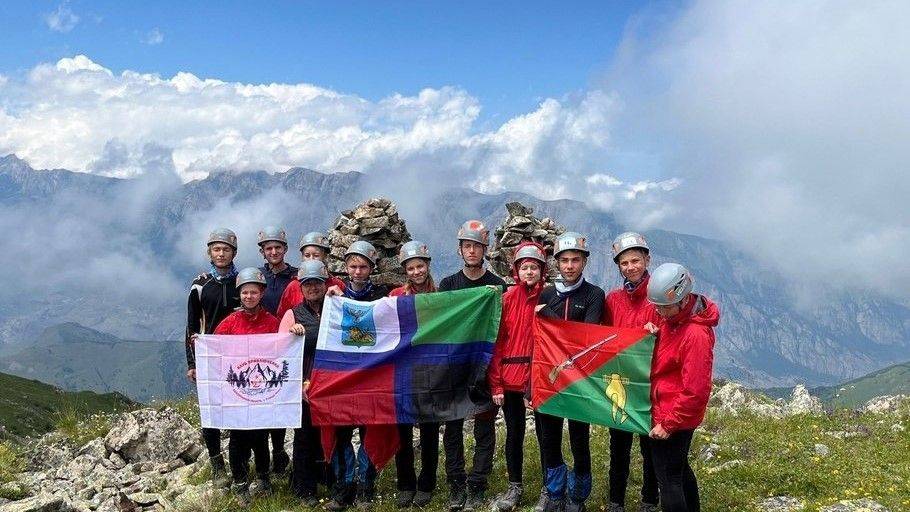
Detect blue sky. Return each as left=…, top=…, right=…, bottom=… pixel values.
left=0, top=1, right=645, bottom=123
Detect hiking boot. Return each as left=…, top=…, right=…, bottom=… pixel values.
left=300, top=494, right=319, bottom=508
left=493, top=482, right=523, bottom=511
left=565, top=500, right=586, bottom=512
left=356, top=484, right=375, bottom=509
left=397, top=490, right=416, bottom=508
left=463, top=486, right=485, bottom=512
left=231, top=482, right=251, bottom=507
left=272, top=449, right=291, bottom=474
left=542, top=496, right=565, bottom=512
left=638, top=503, right=659, bottom=512
left=325, top=498, right=349, bottom=511
left=250, top=477, right=272, bottom=497
left=449, top=484, right=467, bottom=511
left=606, top=503, right=625, bottom=512
left=533, top=487, right=548, bottom=512
left=413, top=490, right=433, bottom=507
left=210, top=454, right=230, bottom=488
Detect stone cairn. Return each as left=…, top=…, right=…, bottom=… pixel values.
left=326, top=197, right=410, bottom=287
left=487, top=202, right=565, bottom=284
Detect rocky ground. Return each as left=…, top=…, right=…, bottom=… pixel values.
left=0, top=385, right=907, bottom=512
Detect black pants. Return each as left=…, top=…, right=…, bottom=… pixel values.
left=228, top=429, right=270, bottom=483
left=291, top=403, right=324, bottom=498
left=609, top=428, right=659, bottom=505
left=431, top=409, right=496, bottom=491
left=502, top=391, right=544, bottom=485
left=396, top=423, right=439, bottom=492
left=538, top=413, right=591, bottom=477
left=649, top=430, right=699, bottom=512
left=202, top=427, right=222, bottom=461
left=270, top=428, right=288, bottom=456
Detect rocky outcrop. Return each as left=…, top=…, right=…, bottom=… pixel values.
left=711, top=382, right=823, bottom=418
left=862, top=394, right=909, bottom=414
left=5, top=408, right=208, bottom=512
left=487, top=202, right=564, bottom=283
left=325, top=197, right=411, bottom=287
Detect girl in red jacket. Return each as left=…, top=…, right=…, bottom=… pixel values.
left=488, top=241, right=547, bottom=511
left=214, top=267, right=280, bottom=505
left=645, top=263, right=719, bottom=512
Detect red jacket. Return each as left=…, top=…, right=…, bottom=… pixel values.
left=276, top=275, right=345, bottom=319
left=488, top=241, right=546, bottom=396
left=650, top=294, right=719, bottom=433
left=389, top=286, right=408, bottom=297
left=604, top=276, right=659, bottom=329
left=214, top=308, right=280, bottom=335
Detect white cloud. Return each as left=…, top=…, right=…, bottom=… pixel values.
left=0, top=54, right=670, bottom=221
left=45, top=2, right=80, bottom=33
left=143, top=28, right=164, bottom=45
left=605, top=0, right=910, bottom=299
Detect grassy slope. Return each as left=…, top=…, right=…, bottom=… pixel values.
left=0, top=371, right=134, bottom=438
left=171, top=399, right=909, bottom=512
left=757, top=361, right=910, bottom=408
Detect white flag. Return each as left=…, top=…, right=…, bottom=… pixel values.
left=195, top=332, right=303, bottom=429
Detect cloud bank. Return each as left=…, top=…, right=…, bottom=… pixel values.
left=2, top=0, right=909, bottom=301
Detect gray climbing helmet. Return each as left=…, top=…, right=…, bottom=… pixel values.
left=299, top=231, right=330, bottom=251
left=647, top=263, right=694, bottom=306
left=345, top=240, right=379, bottom=267
left=554, top=232, right=590, bottom=257
left=457, top=220, right=490, bottom=246
left=207, top=228, right=237, bottom=249
left=399, top=240, right=431, bottom=266
left=298, top=260, right=329, bottom=283
left=611, top=231, right=649, bottom=262
left=236, top=267, right=267, bottom=288
left=257, top=226, right=288, bottom=246
left=513, top=244, right=546, bottom=266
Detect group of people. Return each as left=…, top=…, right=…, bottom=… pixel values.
left=184, top=219, right=719, bottom=512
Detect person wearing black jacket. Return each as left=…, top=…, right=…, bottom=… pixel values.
left=324, top=240, right=390, bottom=511
left=282, top=260, right=333, bottom=507
left=257, top=226, right=297, bottom=474
left=432, top=220, right=506, bottom=512
left=185, top=228, right=242, bottom=486
left=536, top=232, right=605, bottom=512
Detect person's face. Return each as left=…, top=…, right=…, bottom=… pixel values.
left=405, top=259, right=429, bottom=285
left=301, top=279, right=327, bottom=301
left=617, top=250, right=650, bottom=284
left=208, top=243, right=235, bottom=268
left=301, top=246, right=326, bottom=261
left=518, top=260, right=542, bottom=286
left=557, top=250, right=587, bottom=283
left=239, top=283, right=264, bottom=309
left=260, top=241, right=287, bottom=266
left=459, top=240, right=485, bottom=266
left=655, top=301, right=683, bottom=319
left=345, top=255, right=372, bottom=281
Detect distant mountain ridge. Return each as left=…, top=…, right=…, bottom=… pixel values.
left=1, top=154, right=908, bottom=387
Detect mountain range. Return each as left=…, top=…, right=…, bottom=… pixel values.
left=1, top=153, right=908, bottom=392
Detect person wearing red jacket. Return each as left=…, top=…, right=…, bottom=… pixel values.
left=214, top=267, right=280, bottom=506
left=488, top=242, right=547, bottom=512
left=389, top=241, right=439, bottom=509
left=276, top=232, right=345, bottom=319
left=645, top=263, right=719, bottom=512
left=603, top=232, right=660, bottom=512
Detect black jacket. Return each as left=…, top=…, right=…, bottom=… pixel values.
left=185, top=273, right=240, bottom=369
left=260, top=263, right=298, bottom=316
left=538, top=278, right=605, bottom=324
left=291, top=301, right=323, bottom=379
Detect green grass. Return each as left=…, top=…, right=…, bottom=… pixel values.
left=0, top=371, right=135, bottom=439
left=0, top=441, right=26, bottom=500
left=171, top=405, right=909, bottom=511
